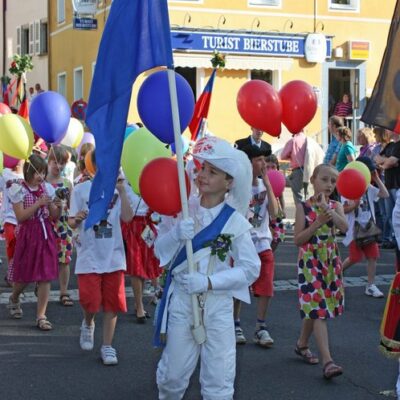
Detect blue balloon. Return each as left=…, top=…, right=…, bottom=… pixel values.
left=137, top=71, right=195, bottom=144
left=170, top=135, right=190, bottom=155
left=30, top=91, right=71, bottom=143
left=124, top=124, right=139, bottom=140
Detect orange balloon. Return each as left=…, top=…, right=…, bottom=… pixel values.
left=85, top=150, right=96, bottom=176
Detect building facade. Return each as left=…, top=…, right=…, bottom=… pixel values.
left=49, top=0, right=396, bottom=148
left=1, top=0, right=48, bottom=92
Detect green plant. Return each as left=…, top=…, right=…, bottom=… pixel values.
left=9, top=54, right=34, bottom=77
left=210, top=50, right=226, bottom=69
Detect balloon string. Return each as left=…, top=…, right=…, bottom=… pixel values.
left=48, top=145, right=62, bottom=177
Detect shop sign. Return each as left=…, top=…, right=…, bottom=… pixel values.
left=72, top=0, right=98, bottom=16
left=305, top=33, right=327, bottom=63
left=348, top=41, right=370, bottom=60
left=171, top=30, right=332, bottom=58
left=73, top=17, right=98, bottom=30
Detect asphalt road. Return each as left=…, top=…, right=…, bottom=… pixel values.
left=0, top=231, right=398, bottom=400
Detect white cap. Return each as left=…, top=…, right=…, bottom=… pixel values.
left=193, top=136, right=252, bottom=215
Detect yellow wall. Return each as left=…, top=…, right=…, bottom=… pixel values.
left=49, top=0, right=396, bottom=144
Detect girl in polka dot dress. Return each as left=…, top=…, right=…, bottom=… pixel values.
left=293, top=164, right=348, bottom=380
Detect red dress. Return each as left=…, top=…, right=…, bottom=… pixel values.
left=122, top=211, right=161, bottom=279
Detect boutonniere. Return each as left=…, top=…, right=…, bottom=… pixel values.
left=203, top=233, right=234, bottom=261
left=391, top=286, right=400, bottom=297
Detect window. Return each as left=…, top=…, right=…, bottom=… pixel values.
left=251, top=70, right=273, bottom=85
left=92, top=61, right=96, bottom=77
left=249, top=0, right=281, bottom=6
left=39, top=21, right=48, bottom=54
left=329, top=0, right=359, bottom=11
left=58, top=73, right=67, bottom=98
left=74, top=67, right=83, bottom=101
left=57, top=0, right=65, bottom=23
left=21, top=26, right=29, bottom=55
left=175, top=67, right=196, bottom=99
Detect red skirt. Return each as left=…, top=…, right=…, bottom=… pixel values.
left=380, top=272, right=400, bottom=358
left=121, top=217, right=161, bottom=279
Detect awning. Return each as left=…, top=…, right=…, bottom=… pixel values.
left=173, top=52, right=293, bottom=71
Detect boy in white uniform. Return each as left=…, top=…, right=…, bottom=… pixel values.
left=154, top=136, right=260, bottom=400
left=69, top=154, right=133, bottom=366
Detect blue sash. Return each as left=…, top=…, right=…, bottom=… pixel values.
left=153, top=203, right=235, bottom=347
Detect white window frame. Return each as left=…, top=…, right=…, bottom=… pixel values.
left=57, top=72, right=67, bottom=98
left=34, top=21, right=40, bottom=54
left=73, top=66, right=84, bottom=101
left=16, top=26, right=21, bottom=56
left=247, top=69, right=281, bottom=90
left=29, top=23, right=34, bottom=55
left=57, top=0, right=65, bottom=24
left=328, top=0, right=360, bottom=12
left=248, top=0, right=281, bottom=7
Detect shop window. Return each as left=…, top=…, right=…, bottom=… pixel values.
left=58, top=73, right=67, bottom=98
left=329, top=0, right=359, bottom=11
left=251, top=70, right=273, bottom=85
left=175, top=67, right=197, bottom=99
left=74, top=67, right=83, bottom=101
left=249, top=0, right=281, bottom=7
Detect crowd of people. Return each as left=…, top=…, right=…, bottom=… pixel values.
left=1, top=118, right=400, bottom=399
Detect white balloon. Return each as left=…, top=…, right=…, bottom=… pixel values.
left=61, top=118, right=84, bottom=148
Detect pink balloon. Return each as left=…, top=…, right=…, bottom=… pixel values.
left=0, top=102, right=11, bottom=116
left=266, top=170, right=286, bottom=198
left=76, top=132, right=95, bottom=157
left=3, top=154, right=20, bottom=169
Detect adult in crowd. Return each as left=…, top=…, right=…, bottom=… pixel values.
left=280, top=130, right=307, bottom=203
left=235, top=127, right=272, bottom=156
left=375, top=131, right=400, bottom=249
left=357, top=127, right=377, bottom=159
left=372, top=128, right=392, bottom=239
left=335, top=126, right=357, bottom=172
left=324, top=116, right=344, bottom=165
left=333, top=93, right=353, bottom=118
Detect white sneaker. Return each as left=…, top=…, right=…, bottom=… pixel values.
left=101, top=345, right=118, bottom=366
left=80, top=320, right=95, bottom=351
left=365, top=284, right=384, bottom=298
left=253, top=328, right=274, bottom=348
left=235, top=326, right=246, bottom=345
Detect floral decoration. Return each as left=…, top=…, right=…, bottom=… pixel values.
left=210, top=50, right=226, bottom=69
left=9, top=54, right=34, bottom=78
left=203, top=233, right=234, bottom=261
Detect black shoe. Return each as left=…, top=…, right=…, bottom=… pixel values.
left=381, top=242, right=396, bottom=249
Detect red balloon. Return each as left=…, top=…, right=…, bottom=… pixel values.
left=279, top=80, right=317, bottom=134
left=336, top=168, right=367, bottom=200
left=237, top=80, right=282, bottom=137
left=0, top=102, right=11, bottom=116
left=266, top=170, right=286, bottom=198
left=139, top=158, right=190, bottom=216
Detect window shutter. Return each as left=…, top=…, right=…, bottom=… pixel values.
left=35, top=21, right=40, bottom=54
left=16, top=26, right=21, bottom=55
left=29, top=23, right=34, bottom=55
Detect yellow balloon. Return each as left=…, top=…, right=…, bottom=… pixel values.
left=0, top=151, right=3, bottom=175
left=61, top=118, right=84, bottom=148
left=0, top=114, right=33, bottom=159
left=121, top=127, right=170, bottom=194
left=344, top=160, right=371, bottom=186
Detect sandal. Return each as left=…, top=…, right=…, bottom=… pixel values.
left=36, top=317, right=53, bottom=331
left=7, top=296, right=23, bottom=319
left=59, top=294, right=74, bottom=307
left=323, top=361, right=343, bottom=379
left=294, top=343, right=319, bottom=365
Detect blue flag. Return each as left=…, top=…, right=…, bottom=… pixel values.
left=85, top=0, right=174, bottom=228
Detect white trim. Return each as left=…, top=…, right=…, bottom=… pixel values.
left=73, top=66, right=84, bottom=101
left=57, top=72, right=67, bottom=98
left=173, top=52, right=293, bottom=71
left=328, top=0, right=360, bottom=13
left=248, top=0, right=282, bottom=9
left=50, top=23, right=73, bottom=36
left=168, top=6, right=391, bottom=24
left=197, top=68, right=205, bottom=99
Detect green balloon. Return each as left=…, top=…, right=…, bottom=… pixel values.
left=121, top=127, right=170, bottom=194
left=344, top=161, right=371, bottom=186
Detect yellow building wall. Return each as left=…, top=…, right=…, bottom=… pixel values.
left=49, top=0, right=396, bottom=144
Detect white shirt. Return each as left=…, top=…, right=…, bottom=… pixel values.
left=341, top=184, right=380, bottom=247
left=0, top=169, right=24, bottom=225
left=70, top=180, right=126, bottom=274
left=247, top=178, right=272, bottom=253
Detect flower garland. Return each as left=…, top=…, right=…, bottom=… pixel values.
left=210, top=50, right=226, bottom=69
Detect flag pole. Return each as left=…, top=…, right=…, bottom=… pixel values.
left=166, top=68, right=206, bottom=344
